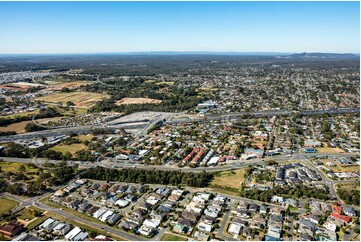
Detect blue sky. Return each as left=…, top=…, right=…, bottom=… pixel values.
left=0, top=1, right=359, bottom=54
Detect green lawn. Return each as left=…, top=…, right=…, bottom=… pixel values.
left=15, top=207, right=44, bottom=221
left=50, top=143, right=87, bottom=155
left=160, top=234, right=186, bottom=241
left=0, top=162, right=40, bottom=181
left=210, top=169, right=247, bottom=189
left=0, top=196, right=19, bottom=215
left=25, top=216, right=48, bottom=230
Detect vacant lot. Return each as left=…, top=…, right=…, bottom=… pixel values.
left=336, top=182, right=360, bottom=191
left=0, top=162, right=40, bottom=182
left=317, top=159, right=360, bottom=173
left=77, top=134, right=94, bottom=141
left=211, top=169, right=247, bottom=189
left=0, top=117, right=63, bottom=133
left=34, top=91, right=108, bottom=108
left=15, top=207, right=44, bottom=223
left=51, top=143, right=87, bottom=155
left=160, top=234, right=186, bottom=241
left=0, top=161, right=37, bottom=173
left=115, top=97, right=162, bottom=105
left=316, top=147, right=344, bottom=153
left=0, top=196, right=19, bottom=215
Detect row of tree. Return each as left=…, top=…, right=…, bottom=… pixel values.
left=80, top=166, right=213, bottom=187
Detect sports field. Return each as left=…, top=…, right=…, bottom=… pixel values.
left=51, top=143, right=87, bottom=155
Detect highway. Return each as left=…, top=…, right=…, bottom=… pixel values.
left=0, top=107, right=358, bottom=142
left=0, top=152, right=359, bottom=173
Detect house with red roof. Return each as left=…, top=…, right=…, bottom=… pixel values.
left=330, top=213, right=351, bottom=224
left=0, top=223, right=24, bottom=237
left=330, top=203, right=351, bottom=224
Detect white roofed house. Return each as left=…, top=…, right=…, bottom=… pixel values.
left=64, top=227, right=82, bottom=241
left=197, top=222, right=213, bottom=233
left=115, top=199, right=130, bottom=208
left=228, top=223, right=241, bottom=235
left=143, top=219, right=160, bottom=229
left=39, top=218, right=55, bottom=230
left=99, top=210, right=114, bottom=222
left=93, top=209, right=106, bottom=219
left=72, top=231, right=88, bottom=241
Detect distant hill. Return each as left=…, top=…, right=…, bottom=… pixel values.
left=286, top=52, right=359, bottom=59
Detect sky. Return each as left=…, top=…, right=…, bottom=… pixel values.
left=0, top=1, right=359, bottom=54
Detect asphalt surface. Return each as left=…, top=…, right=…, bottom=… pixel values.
left=1, top=152, right=359, bottom=173
left=1, top=107, right=359, bottom=142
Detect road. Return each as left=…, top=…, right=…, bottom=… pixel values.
left=1, top=152, right=359, bottom=173
left=1, top=107, right=358, bottom=142
left=302, top=159, right=359, bottom=202
left=218, top=200, right=238, bottom=241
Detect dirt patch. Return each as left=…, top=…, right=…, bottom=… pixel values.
left=316, top=147, right=345, bottom=153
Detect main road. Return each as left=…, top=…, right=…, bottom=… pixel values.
left=5, top=194, right=148, bottom=241
left=0, top=152, right=358, bottom=173
left=0, top=107, right=358, bottom=142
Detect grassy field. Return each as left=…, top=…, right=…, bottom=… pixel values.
left=0, top=162, right=38, bottom=173
left=15, top=207, right=44, bottom=222
left=77, top=134, right=94, bottom=141
left=0, top=162, right=43, bottom=182
left=211, top=169, right=247, bottom=189
left=115, top=97, right=162, bottom=105
left=156, top=81, right=174, bottom=85
left=337, top=165, right=360, bottom=173
left=160, top=233, right=186, bottom=241
left=0, top=196, right=19, bottom=215
left=336, top=182, right=360, bottom=191
left=316, top=147, right=345, bottom=153
left=317, top=159, right=360, bottom=173
left=0, top=117, right=64, bottom=133
left=33, top=91, right=108, bottom=108
left=25, top=215, right=48, bottom=230
left=51, top=143, right=87, bottom=155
